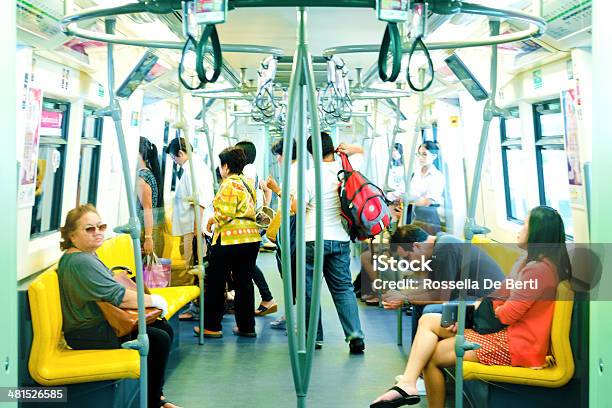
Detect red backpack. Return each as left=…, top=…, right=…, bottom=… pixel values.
left=336, top=152, right=391, bottom=241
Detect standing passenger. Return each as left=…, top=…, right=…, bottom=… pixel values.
left=266, top=139, right=298, bottom=330
left=136, top=137, right=166, bottom=256
left=166, top=137, right=214, bottom=271
left=304, top=132, right=365, bottom=353
left=201, top=147, right=262, bottom=337
left=235, top=140, right=277, bottom=316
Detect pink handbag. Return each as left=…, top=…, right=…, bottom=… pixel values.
left=143, top=253, right=170, bottom=288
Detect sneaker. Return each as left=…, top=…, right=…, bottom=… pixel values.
left=315, top=341, right=323, bottom=350
left=348, top=338, right=365, bottom=354
left=270, top=318, right=286, bottom=330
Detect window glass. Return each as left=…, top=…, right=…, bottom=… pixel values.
left=534, top=99, right=573, bottom=238
left=30, top=99, right=68, bottom=237
left=500, top=108, right=528, bottom=222
left=77, top=109, right=102, bottom=205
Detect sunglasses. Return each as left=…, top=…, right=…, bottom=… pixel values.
left=83, top=223, right=107, bottom=234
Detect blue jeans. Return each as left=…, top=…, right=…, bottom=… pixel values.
left=305, top=240, right=364, bottom=342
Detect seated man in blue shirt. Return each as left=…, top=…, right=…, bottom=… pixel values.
left=381, top=225, right=505, bottom=341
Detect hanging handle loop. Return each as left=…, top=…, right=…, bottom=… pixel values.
left=406, top=36, right=434, bottom=92
left=195, top=24, right=223, bottom=84
left=378, top=22, right=402, bottom=83
left=178, top=34, right=203, bottom=90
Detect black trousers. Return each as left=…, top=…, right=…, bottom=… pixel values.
left=65, top=319, right=173, bottom=408
left=204, top=241, right=260, bottom=332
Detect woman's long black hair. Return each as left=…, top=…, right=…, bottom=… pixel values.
left=139, top=137, right=164, bottom=206
left=526, top=205, right=571, bottom=281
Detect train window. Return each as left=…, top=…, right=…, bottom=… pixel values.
left=30, top=99, right=69, bottom=238
left=500, top=108, right=529, bottom=222
left=533, top=99, right=574, bottom=237
left=76, top=108, right=103, bottom=206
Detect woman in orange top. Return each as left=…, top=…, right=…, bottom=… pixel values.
left=370, top=206, right=571, bottom=408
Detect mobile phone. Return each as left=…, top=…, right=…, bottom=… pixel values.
left=441, top=303, right=474, bottom=328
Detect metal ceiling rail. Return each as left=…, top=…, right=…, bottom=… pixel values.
left=323, top=2, right=546, bottom=56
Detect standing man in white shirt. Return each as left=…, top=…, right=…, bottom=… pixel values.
left=166, top=137, right=215, bottom=280
left=304, top=132, right=365, bottom=354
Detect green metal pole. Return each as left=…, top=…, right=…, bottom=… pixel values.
left=279, top=8, right=324, bottom=407
left=280, top=32, right=305, bottom=397
left=201, top=98, right=218, bottom=192
left=402, top=68, right=426, bottom=224
left=296, top=83, right=307, bottom=356
left=301, top=14, right=324, bottom=393
left=176, top=85, right=207, bottom=345
left=455, top=19, right=500, bottom=408
left=383, top=98, right=401, bottom=193
left=102, top=18, right=148, bottom=408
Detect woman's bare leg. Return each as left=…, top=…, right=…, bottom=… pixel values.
left=423, top=337, right=479, bottom=408
left=372, top=314, right=456, bottom=402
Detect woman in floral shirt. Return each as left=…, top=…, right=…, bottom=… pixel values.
left=201, top=146, right=261, bottom=338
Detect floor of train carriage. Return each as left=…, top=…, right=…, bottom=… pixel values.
left=165, top=251, right=453, bottom=408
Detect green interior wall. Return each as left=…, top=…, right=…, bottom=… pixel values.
left=590, top=1, right=612, bottom=407
left=0, top=0, right=18, bottom=403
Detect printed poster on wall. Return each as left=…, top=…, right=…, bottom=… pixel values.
left=18, top=88, right=43, bottom=208
left=561, top=88, right=584, bottom=206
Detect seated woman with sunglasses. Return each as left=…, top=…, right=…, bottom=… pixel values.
left=57, top=204, right=180, bottom=408
left=370, top=206, right=571, bottom=408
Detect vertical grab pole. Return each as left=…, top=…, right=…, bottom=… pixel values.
left=201, top=98, right=218, bottom=192
left=102, top=18, right=148, bottom=408
left=454, top=19, right=500, bottom=408
left=280, top=7, right=324, bottom=408
left=281, top=19, right=306, bottom=399
left=296, top=83, right=307, bottom=356
left=402, top=68, right=426, bottom=224
left=176, top=84, right=206, bottom=345
left=383, top=98, right=402, bottom=193
left=301, top=5, right=324, bottom=398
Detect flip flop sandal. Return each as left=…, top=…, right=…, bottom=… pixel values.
left=179, top=311, right=199, bottom=321
left=160, top=398, right=179, bottom=408
left=255, top=303, right=278, bottom=316
left=369, top=386, right=420, bottom=408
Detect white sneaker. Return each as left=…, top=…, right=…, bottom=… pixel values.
left=393, top=375, right=427, bottom=396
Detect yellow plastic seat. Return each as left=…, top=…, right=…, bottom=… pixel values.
left=463, top=280, right=575, bottom=388
left=150, top=286, right=200, bottom=320
left=28, top=268, right=139, bottom=386
left=96, top=235, right=200, bottom=320
left=472, top=235, right=523, bottom=275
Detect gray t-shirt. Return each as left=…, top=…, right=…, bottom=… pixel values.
left=430, top=234, right=504, bottom=300
left=57, top=252, right=126, bottom=332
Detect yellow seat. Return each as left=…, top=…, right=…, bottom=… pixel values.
left=28, top=268, right=139, bottom=386
left=472, top=236, right=523, bottom=275
left=96, top=235, right=200, bottom=320
left=96, top=234, right=136, bottom=271
left=150, top=286, right=200, bottom=320
left=463, top=280, right=575, bottom=388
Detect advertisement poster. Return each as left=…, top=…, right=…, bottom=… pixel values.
left=561, top=88, right=584, bottom=206
left=18, top=88, right=43, bottom=208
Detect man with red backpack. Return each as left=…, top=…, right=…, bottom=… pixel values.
left=304, top=132, right=365, bottom=354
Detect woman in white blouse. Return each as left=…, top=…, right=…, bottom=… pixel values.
left=409, top=141, right=444, bottom=233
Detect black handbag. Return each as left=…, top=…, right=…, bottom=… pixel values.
left=473, top=298, right=507, bottom=335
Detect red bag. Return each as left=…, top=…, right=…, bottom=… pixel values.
left=143, top=253, right=170, bottom=288
left=337, top=151, right=391, bottom=241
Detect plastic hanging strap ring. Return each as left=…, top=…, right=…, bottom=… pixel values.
left=378, top=22, right=402, bottom=83
left=179, top=34, right=203, bottom=90
left=406, top=36, right=434, bottom=92
left=196, top=24, right=223, bottom=84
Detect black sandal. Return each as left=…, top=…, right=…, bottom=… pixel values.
left=370, top=386, right=420, bottom=408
